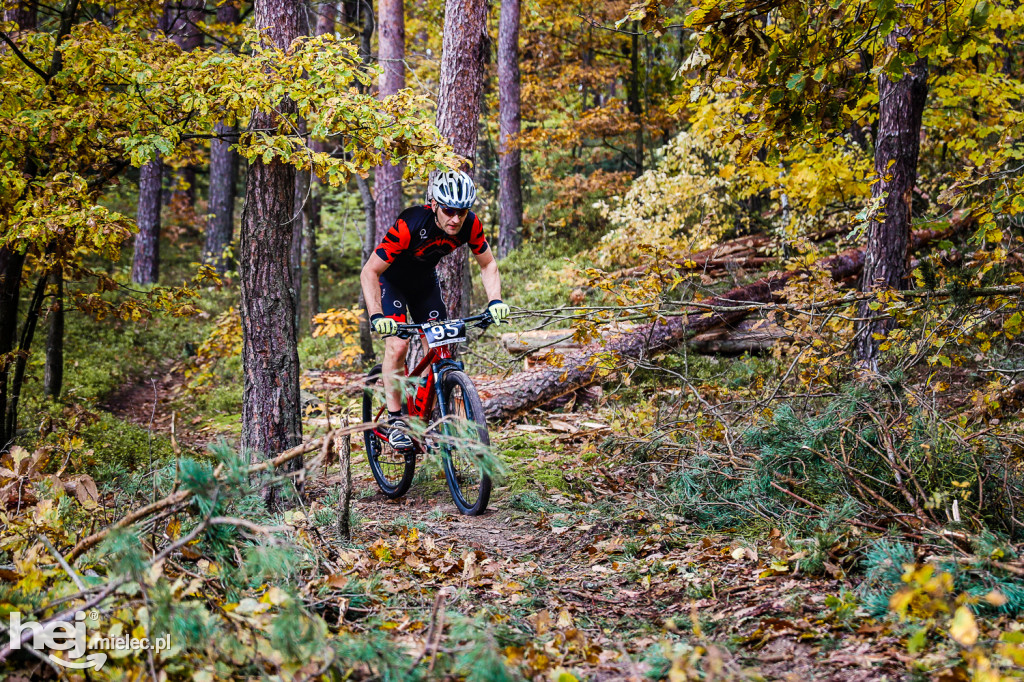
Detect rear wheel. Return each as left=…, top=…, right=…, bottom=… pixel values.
left=438, top=371, right=491, bottom=515
left=363, top=364, right=415, bottom=498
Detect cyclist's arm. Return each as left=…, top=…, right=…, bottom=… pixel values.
left=363, top=216, right=412, bottom=317
left=474, top=248, right=502, bottom=303
left=360, top=253, right=391, bottom=318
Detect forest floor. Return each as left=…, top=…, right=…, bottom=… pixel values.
left=102, top=368, right=938, bottom=681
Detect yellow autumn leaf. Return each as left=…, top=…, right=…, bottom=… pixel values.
left=948, top=606, right=978, bottom=647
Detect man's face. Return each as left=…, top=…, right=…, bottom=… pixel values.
left=432, top=200, right=469, bottom=235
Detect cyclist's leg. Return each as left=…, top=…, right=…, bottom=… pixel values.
left=379, top=276, right=410, bottom=413
left=405, top=276, right=449, bottom=360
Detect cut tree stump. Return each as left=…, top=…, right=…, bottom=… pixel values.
left=479, top=225, right=966, bottom=422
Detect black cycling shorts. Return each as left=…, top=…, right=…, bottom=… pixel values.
left=380, top=274, right=448, bottom=324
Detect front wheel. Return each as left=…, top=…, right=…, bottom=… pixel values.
left=438, top=371, right=492, bottom=515
left=363, top=364, right=415, bottom=499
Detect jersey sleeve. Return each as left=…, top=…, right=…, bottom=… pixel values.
left=374, top=218, right=412, bottom=264
left=466, top=215, right=489, bottom=255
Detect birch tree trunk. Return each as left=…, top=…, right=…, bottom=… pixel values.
left=240, top=0, right=304, bottom=509
left=497, top=0, right=522, bottom=258
left=435, top=0, right=487, bottom=317
left=374, top=0, right=405, bottom=242
left=855, top=36, right=928, bottom=365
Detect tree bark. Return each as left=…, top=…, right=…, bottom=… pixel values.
left=481, top=227, right=958, bottom=422
left=240, top=0, right=304, bottom=509
left=205, top=121, right=238, bottom=273
left=0, top=3, right=35, bottom=447
left=374, top=0, right=405, bottom=242
left=497, top=0, right=522, bottom=258
left=3, top=0, right=37, bottom=28
left=204, top=2, right=241, bottom=274
left=304, top=170, right=322, bottom=318
left=628, top=20, right=643, bottom=175
left=132, top=159, right=163, bottom=284
left=0, top=247, right=25, bottom=450
left=856, top=38, right=928, bottom=365
left=5, top=274, right=46, bottom=445
left=168, top=0, right=205, bottom=210
left=43, top=260, right=63, bottom=399
left=300, top=2, right=337, bottom=320
left=435, top=0, right=487, bottom=318
left=356, top=173, right=376, bottom=363
left=292, top=153, right=308, bottom=332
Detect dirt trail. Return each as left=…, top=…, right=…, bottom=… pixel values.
left=305, top=448, right=906, bottom=681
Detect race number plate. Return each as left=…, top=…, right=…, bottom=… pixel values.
left=424, top=320, right=466, bottom=348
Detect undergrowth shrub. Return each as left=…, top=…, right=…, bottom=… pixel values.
left=664, top=386, right=1022, bottom=540
left=1, top=442, right=516, bottom=680
left=858, top=538, right=1024, bottom=617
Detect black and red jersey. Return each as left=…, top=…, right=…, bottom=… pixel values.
left=374, top=205, right=489, bottom=281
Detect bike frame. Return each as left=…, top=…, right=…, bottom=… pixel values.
left=371, top=335, right=464, bottom=454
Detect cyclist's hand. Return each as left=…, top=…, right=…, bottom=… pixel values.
left=370, top=314, right=398, bottom=337
left=487, top=299, right=510, bottom=325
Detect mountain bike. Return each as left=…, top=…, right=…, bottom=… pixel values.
left=362, top=312, right=494, bottom=515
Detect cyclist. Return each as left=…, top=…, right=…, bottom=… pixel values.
left=360, top=170, right=510, bottom=451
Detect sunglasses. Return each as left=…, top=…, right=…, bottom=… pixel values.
left=438, top=204, right=469, bottom=218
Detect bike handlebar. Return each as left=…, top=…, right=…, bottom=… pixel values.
left=391, top=311, right=495, bottom=340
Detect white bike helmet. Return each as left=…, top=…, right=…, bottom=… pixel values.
left=430, top=170, right=477, bottom=209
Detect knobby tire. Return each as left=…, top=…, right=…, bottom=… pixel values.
left=363, top=364, right=415, bottom=499
left=439, top=370, right=491, bottom=515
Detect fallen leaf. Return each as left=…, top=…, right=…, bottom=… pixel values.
left=949, top=606, right=978, bottom=647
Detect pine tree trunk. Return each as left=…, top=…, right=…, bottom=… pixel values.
left=374, top=0, right=405, bottom=242
left=304, top=170, right=321, bottom=318
left=132, top=159, right=163, bottom=284
left=436, top=0, right=487, bottom=317
left=497, top=0, right=522, bottom=258
left=301, top=2, right=337, bottom=320
left=315, top=0, right=337, bottom=34
left=293, top=163, right=308, bottom=332
left=3, top=0, right=37, bottom=28
left=855, top=41, right=928, bottom=366
left=204, top=2, right=241, bottom=274
left=205, top=121, right=238, bottom=273
left=240, top=0, right=304, bottom=508
left=43, top=261, right=63, bottom=400
left=168, top=0, right=205, bottom=211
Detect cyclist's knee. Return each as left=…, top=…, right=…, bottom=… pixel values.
left=384, top=336, right=408, bottom=361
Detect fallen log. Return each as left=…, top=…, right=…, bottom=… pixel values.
left=479, top=226, right=963, bottom=421
left=610, top=227, right=845, bottom=280
left=688, top=318, right=792, bottom=354
left=612, top=235, right=769, bottom=279
left=503, top=318, right=789, bottom=358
